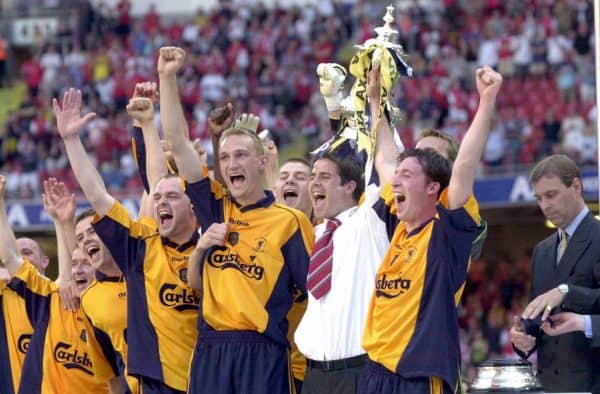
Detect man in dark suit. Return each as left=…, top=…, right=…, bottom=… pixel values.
left=509, top=154, right=600, bottom=393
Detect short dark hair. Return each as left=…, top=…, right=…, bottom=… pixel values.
left=530, top=154, right=581, bottom=188
left=75, top=208, right=96, bottom=225
left=314, top=152, right=364, bottom=202
left=283, top=157, right=311, bottom=170
left=398, top=148, right=451, bottom=197
left=416, top=128, right=459, bottom=163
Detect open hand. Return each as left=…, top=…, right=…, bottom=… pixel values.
left=42, top=178, right=76, bottom=223
left=59, top=280, right=80, bottom=312
left=53, top=88, right=96, bottom=140
left=521, top=287, right=564, bottom=321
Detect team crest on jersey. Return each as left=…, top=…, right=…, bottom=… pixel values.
left=17, top=334, right=31, bottom=354
left=405, top=247, right=417, bottom=264
left=207, top=250, right=264, bottom=280
left=254, top=238, right=267, bottom=252
left=54, top=342, right=94, bottom=375
left=228, top=232, right=239, bottom=246
left=159, top=283, right=200, bottom=311
left=179, top=268, right=188, bottom=283
left=375, top=273, right=412, bottom=299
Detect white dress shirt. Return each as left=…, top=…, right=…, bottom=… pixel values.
left=295, top=184, right=392, bottom=360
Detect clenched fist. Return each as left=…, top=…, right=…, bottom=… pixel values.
left=157, top=46, right=186, bottom=76
left=127, top=97, right=154, bottom=123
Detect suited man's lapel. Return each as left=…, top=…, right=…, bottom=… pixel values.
left=555, top=212, right=594, bottom=283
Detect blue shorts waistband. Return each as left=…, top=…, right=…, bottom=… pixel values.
left=198, top=330, right=280, bottom=345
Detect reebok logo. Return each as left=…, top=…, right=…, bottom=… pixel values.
left=17, top=334, right=31, bottom=354
left=159, top=284, right=199, bottom=311
left=54, top=342, right=93, bottom=375
left=375, top=274, right=411, bottom=299
left=207, top=251, right=264, bottom=280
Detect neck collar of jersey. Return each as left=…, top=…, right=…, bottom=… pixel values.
left=406, top=215, right=436, bottom=238
left=95, top=270, right=124, bottom=282
left=161, top=228, right=200, bottom=252
left=231, top=190, right=275, bottom=212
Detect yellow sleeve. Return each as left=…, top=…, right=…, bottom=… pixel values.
left=80, top=307, right=118, bottom=382
left=14, top=259, right=56, bottom=297
left=438, top=188, right=479, bottom=224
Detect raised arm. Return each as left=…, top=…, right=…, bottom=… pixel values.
left=158, top=46, right=205, bottom=183
left=447, top=66, right=502, bottom=209
left=54, top=88, right=115, bottom=216
left=127, top=90, right=168, bottom=218
left=41, top=178, right=80, bottom=311
left=42, top=178, right=77, bottom=284
left=369, top=67, right=401, bottom=185
left=0, top=175, right=23, bottom=275
left=129, top=82, right=168, bottom=191
left=208, top=103, right=235, bottom=185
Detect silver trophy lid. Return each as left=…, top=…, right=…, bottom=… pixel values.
left=355, top=5, right=405, bottom=53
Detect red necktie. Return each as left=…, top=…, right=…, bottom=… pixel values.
left=307, top=218, right=341, bottom=299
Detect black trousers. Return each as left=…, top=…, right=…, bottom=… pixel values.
left=301, top=355, right=368, bottom=394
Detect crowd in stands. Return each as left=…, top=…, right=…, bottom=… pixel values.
left=1, top=0, right=597, bottom=198
left=0, top=0, right=596, bottom=381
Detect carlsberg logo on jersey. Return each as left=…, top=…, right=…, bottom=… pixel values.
left=159, top=283, right=200, bottom=311
left=375, top=274, right=411, bottom=298
left=207, top=250, right=264, bottom=280
left=54, top=342, right=93, bottom=375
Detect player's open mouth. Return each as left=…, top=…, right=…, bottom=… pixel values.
left=85, top=244, right=100, bottom=260
left=230, top=174, right=245, bottom=188
left=312, top=192, right=325, bottom=209
left=283, top=188, right=298, bottom=203
left=158, top=209, right=173, bottom=226
left=74, top=277, right=89, bottom=290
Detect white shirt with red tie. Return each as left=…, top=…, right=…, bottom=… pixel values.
left=295, top=183, right=392, bottom=361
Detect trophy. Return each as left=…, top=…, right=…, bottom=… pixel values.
left=312, top=5, right=412, bottom=185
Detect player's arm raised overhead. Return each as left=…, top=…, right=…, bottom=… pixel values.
left=42, top=178, right=79, bottom=311
left=447, top=66, right=502, bottom=210
left=54, top=88, right=115, bottom=216
left=0, top=174, right=23, bottom=275
left=158, top=46, right=204, bottom=183
left=127, top=82, right=168, bottom=218
left=369, top=66, right=402, bottom=186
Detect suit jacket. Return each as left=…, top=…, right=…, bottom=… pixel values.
left=528, top=212, right=600, bottom=393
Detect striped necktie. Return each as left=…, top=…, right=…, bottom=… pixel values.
left=557, top=229, right=569, bottom=263
left=307, top=218, right=341, bottom=299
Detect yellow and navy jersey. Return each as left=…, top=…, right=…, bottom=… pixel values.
left=81, top=272, right=139, bottom=393
left=372, top=183, right=401, bottom=239
left=0, top=280, right=34, bottom=394
left=362, top=189, right=479, bottom=390
left=8, top=260, right=109, bottom=394
left=186, top=178, right=314, bottom=346
left=92, top=201, right=199, bottom=392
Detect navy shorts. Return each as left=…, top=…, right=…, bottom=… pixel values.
left=188, top=330, right=294, bottom=394
left=357, top=360, right=452, bottom=394
left=140, top=376, right=185, bottom=394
